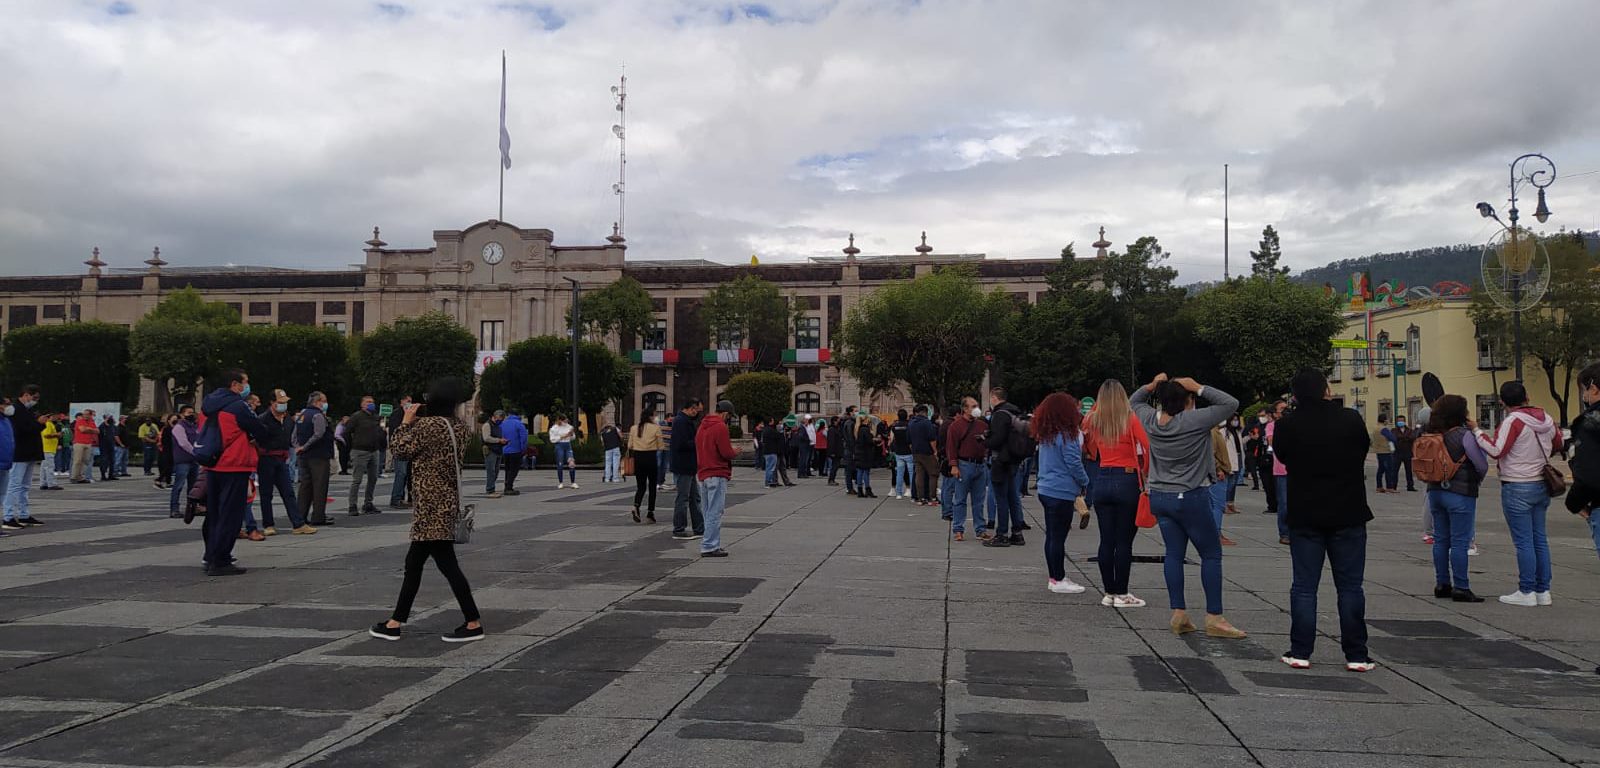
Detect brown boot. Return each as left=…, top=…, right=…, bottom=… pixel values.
left=1205, top=614, right=1247, bottom=638
left=1170, top=610, right=1197, bottom=635
left=1225, top=503, right=1239, bottom=515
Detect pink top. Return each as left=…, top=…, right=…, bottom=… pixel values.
left=1267, top=421, right=1287, bottom=476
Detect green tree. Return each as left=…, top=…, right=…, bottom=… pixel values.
left=357, top=312, right=476, bottom=402
left=1469, top=231, right=1600, bottom=424
left=500, top=335, right=632, bottom=434
left=1251, top=225, right=1288, bottom=277
left=701, top=274, right=803, bottom=368
left=1102, top=235, right=1186, bottom=382
left=994, top=258, right=1126, bottom=407
left=1189, top=275, right=1344, bottom=402
left=210, top=325, right=350, bottom=407
left=130, top=320, right=223, bottom=405
left=567, top=275, right=656, bottom=343
left=477, top=360, right=510, bottom=413
left=0, top=322, right=134, bottom=411
left=142, top=286, right=241, bottom=326
left=836, top=266, right=1014, bottom=414
left=723, top=371, right=793, bottom=424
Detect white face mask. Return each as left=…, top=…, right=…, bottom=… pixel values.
left=970, top=407, right=983, bottom=419
left=1, top=406, right=12, bottom=417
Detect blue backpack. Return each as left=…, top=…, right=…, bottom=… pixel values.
left=191, top=415, right=224, bottom=468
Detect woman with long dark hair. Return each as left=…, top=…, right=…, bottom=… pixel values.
left=854, top=413, right=878, bottom=498
left=370, top=378, right=483, bottom=643
left=1424, top=395, right=1489, bottom=602
left=1083, top=380, right=1150, bottom=608
left=629, top=406, right=662, bottom=523
left=1032, top=392, right=1091, bottom=594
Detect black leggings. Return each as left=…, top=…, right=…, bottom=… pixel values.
left=392, top=541, right=480, bottom=624
left=633, top=452, right=659, bottom=511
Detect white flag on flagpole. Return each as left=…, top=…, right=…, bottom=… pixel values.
left=499, top=51, right=512, bottom=170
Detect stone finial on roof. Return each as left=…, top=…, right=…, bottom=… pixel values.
left=1092, top=226, right=1113, bottom=259
left=85, top=246, right=106, bottom=276
left=915, top=231, right=933, bottom=255
left=607, top=221, right=626, bottom=245
left=145, top=246, right=166, bottom=273
left=365, top=226, right=387, bottom=250
left=843, top=233, right=860, bottom=261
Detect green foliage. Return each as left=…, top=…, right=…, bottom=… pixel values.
left=1469, top=231, right=1600, bottom=424
left=701, top=274, right=802, bottom=367
left=209, top=325, right=349, bottom=407
left=1250, top=225, right=1288, bottom=277
left=573, top=436, right=605, bottom=465
left=477, top=360, right=510, bottom=413
left=995, top=267, right=1126, bottom=408
left=357, top=312, right=476, bottom=402
left=129, top=320, right=221, bottom=404
left=143, top=286, right=241, bottom=326
left=723, top=372, right=793, bottom=423
left=836, top=266, right=1014, bottom=413
left=568, top=276, right=656, bottom=343
left=0, top=322, right=134, bottom=412
left=1190, top=275, right=1344, bottom=402
left=500, top=336, right=632, bottom=423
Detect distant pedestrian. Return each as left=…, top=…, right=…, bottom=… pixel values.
left=39, top=410, right=63, bottom=491
left=334, top=415, right=351, bottom=475
left=3, top=385, right=45, bottom=530
left=346, top=396, right=383, bottom=516
left=890, top=409, right=914, bottom=499
left=946, top=396, right=990, bottom=541
left=1032, top=392, right=1090, bottom=595
left=70, top=410, right=97, bottom=483
left=388, top=396, right=413, bottom=509
left=1209, top=423, right=1236, bottom=546
left=670, top=399, right=705, bottom=540
left=499, top=411, right=529, bottom=496
left=1372, top=414, right=1397, bottom=494
left=853, top=412, right=878, bottom=498
left=797, top=414, right=816, bottom=478
left=1266, top=400, right=1290, bottom=544
left=98, top=415, right=118, bottom=481
left=480, top=410, right=507, bottom=497
left=1416, top=395, right=1488, bottom=602
left=629, top=406, right=663, bottom=523
left=694, top=400, right=737, bottom=558
left=1393, top=415, right=1418, bottom=492
left=600, top=418, right=624, bottom=483
left=258, top=389, right=314, bottom=536
left=0, top=398, right=13, bottom=538
left=761, top=418, right=794, bottom=487
left=813, top=417, right=831, bottom=478
left=1083, top=380, right=1149, bottom=608
left=169, top=406, right=199, bottom=516
left=1567, top=363, right=1600, bottom=562
left=550, top=415, right=578, bottom=489
left=369, top=378, right=484, bottom=643
left=1273, top=368, right=1377, bottom=671
left=909, top=405, right=940, bottom=507
left=115, top=415, right=132, bottom=477
left=1222, top=415, right=1244, bottom=516
left=139, top=416, right=159, bottom=476
left=199, top=370, right=268, bottom=576
left=1475, top=381, right=1560, bottom=607
left=294, top=392, right=335, bottom=527
left=982, top=387, right=1028, bottom=548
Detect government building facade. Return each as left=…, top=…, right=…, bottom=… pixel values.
left=0, top=220, right=1067, bottom=422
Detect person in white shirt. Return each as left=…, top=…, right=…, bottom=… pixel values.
left=550, top=416, right=578, bottom=489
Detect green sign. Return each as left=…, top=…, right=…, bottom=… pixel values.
left=782, top=413, right=799, bottom=428
left=1329, top=339, right=1368, bottom=349
left=378, top=404, right=394, bottom=419
left=1080, top=397, right=1095, bottom=415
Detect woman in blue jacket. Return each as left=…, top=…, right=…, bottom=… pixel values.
left=1032, top=392, right=1091, bottom=595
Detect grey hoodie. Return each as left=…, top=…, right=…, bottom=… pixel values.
left=1132, top=385, right=1241, bottom=493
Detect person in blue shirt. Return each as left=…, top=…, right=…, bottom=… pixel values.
left=499, top=411, right=529, bottom=496
left=1032, top=392, right=1091, bottom=595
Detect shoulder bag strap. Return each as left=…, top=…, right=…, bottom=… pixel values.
left=440, top=417, right=463, bottom=486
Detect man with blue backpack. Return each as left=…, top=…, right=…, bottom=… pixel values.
left=195, top=369, right=268, bottom=576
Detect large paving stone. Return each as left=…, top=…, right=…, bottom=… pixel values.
left=84, top=631, right=332, bottom=661
left=0, top=623, right=149, bottom=655
left=307, top=713, right=537, bottom=768
left=0, top=655, right=253, bottom=701
left=5, top=705, right=346, bottom=766
left=187, top=664, right=443, bottom=711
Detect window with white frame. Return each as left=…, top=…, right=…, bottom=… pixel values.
left=1353, top=338, right=1366, bottom=380
left=324, top=321, right=348, bottom=335
left=480, top=320, right=505, bottom=350
left=715, top=328, right=743, bottom=350
left=1406, top=325, right=1421, bottom=373
left=795, top=391, right=821, bottom=413
left=1329, top=349, right=1342, bottom=382
left=795, top=317, right=821, bottom=349
left=1376, top=331, right=1391, bottom=377
left=642, top=391, right=668, bottom=416
left=643, top=319, right=667, bottom=350
left=1476, top=331, right=1500, bottom=369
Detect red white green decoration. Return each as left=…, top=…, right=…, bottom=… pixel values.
left=702, top=349, right=755, bottom=364
left=782, top=348, right=832, bottom=364
left=628, top=349, right=679, bottom=364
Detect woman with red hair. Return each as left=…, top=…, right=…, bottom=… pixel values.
left=1032, top=392, right=1092, bottom=594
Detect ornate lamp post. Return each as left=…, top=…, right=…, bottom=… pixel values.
left=1475, top=152, right=1556, bottom=381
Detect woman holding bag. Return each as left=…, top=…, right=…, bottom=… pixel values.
left=370, top=378, right=483, bottom=644
left=1083, top=381, right=1150, bottom=608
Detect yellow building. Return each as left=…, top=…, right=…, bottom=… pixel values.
left=1328, top=296, right=1565, bottom=432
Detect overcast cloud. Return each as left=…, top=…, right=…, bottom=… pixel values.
left=2, top=0, right=1597, bottom=280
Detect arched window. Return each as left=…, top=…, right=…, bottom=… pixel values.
left=1329, top=349, right=1342, bottom=382
left=642, top=391, right=667, bottom=416
left=1406, top=325, right=1421, bottom=373
left=795, top=391, right=821, bottom=414
left=1352, top=336, right=1366, bottom=380
left=1376, top=331, right=1391, bottom=377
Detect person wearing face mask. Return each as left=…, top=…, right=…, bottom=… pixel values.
left=946, top=396, right=991, bottom=542
left=1392, top=415, right=1418, bottom=492
left=480, top=410, right=507, bottom=497
left=293, top=392, right=335, bottom=527
left=169, top=406, right=200, bottom=516
left=345, top=395, right=385, bottom=516
left=1222, top=415, right=1245, bottom=517
left=2, top=385, right=46, bottom=531
left=198, top=369, right=269, bottom=575
left=256, top=389, right=314, bottom=536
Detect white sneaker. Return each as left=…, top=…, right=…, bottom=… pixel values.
left=1345, top=660, right=1378, bottom=673
left=1499, top=591, right=1538, bottom=607
left=1536, top=591, right=1553, bottom=606
left=1468, top=543, right=1479, bottom=556
left=1048, top=578, right=1086, bottom=594
left=1100, top=594, right=1115, bottom=607
left=1281, top=655, right=1311, bottom=670
left=1113, top=594, right=1147, bottom=608
left=557, top=483, right=566, bottom=489
left=571, top=483, right=580, bottom=489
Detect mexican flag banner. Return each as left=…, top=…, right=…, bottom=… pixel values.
left=782, top=348, right=831, bottom=364
left=702, top=349, right=755, bottom=364
left=628, top=349, right=679, bottom=364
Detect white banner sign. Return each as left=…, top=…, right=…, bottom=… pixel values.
left=475, top=350, right=507, bottom=375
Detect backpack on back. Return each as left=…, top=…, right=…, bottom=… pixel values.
left=1006, top=413, right=1036, bottom=463
left=1411, top=430, right=1463, bottom=484
left=191, top=415, right=224, bottom=468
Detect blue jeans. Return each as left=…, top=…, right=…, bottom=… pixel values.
left=54, top=445, right=70, bottom=474
left=604, top=448, right=621, bottom=482
left=797, top=444, right=812, bottom=477
left=1040, top=493, right=1078, bottom=582
left=893, top=453, right=913, bottom=496
left=1587, top=513, right=1600, bottom=561
left=765, top=454, right=780, bottom=485
left=1375, top=454, right=1395, bottom=490
left=170, top=462, right=196, bottom=515
left=1226, top=470, right=1242, bottom=503
left=855, top=467, right=871, bottom=491
left=940, top=468, right=955, bottom=517
left=1275, top=475, right=1290, bottom=538
left=554, top=442, right=575, bottom=484
left=699, top=476, right=727, bottom=552
left=950, top=460, right=989, bottom=534
left=484, top=452, right=501, bottom=493
left=1093, top=469, right=1141, bottom=595
left=259, top=455, right=305, bottom=529
left=1082, top=459, right=1099, bottom=509
left=673, top=473, right=703, bottom=535
left=1502, top=481, right=1552, bottom=593
left=991, top=464, right=1024, bottom=536
left=1151, top=488, right=1224, bottom=614
left=114, top=446, right=128, bottom=475
left=390, top=458, right=410, bottom=505
left=1427, top=489, right=1476, bottom=590
left=4, top=462, right=36, bottom=521
left=1208, top=479, right=1228, bottom=534
left=1288, top=524, right=1369, bottom=662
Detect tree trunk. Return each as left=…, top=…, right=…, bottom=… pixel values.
left=1543, top=359, right=1568, bottom=426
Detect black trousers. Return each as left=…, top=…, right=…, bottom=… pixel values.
left=392, top=540, right=480, bottom=623
left=201, top=471, right=250, bottom=567
left=503, top=458, right=521, bottom=491
left=633, top=452, right=659, bottom=511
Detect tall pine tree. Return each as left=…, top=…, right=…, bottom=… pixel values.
left=1250, top=225, right=1288, bottom=277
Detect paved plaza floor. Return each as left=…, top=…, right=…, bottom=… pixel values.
left=2, top=465, right=1600, bottom=768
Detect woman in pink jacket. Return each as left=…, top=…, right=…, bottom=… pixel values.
left=1474, top=382, right=1561, bottom=607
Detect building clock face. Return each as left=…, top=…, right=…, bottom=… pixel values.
left=482, top=242, right=505, bottom=265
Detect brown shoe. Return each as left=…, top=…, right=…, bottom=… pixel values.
left=1205, top=614, right=1247, bottom=639
left=292, top=525, right=318, bottom=535
left=1225, top=503, right=1239, bottom=515
left=1220, top=535, right=1237, bottom=546
left=247, top=530, right=266, bottom=542
left=237, top=531, right=249, bottom=540
left=977, top=530, right=994, bottom=541
left=953, top=531, right=965, bottom=542
left=1170, top=610, right=1197, bottom=635
left=263, top=527, right=277, bottom=537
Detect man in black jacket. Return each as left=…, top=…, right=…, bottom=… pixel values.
left=3, top=385, right=46, bottom=527
left=1271, top=368, right=1375, bottom=672
left=670, top=399, right=704, bottom=540
left=982, top=387, right=1027, bottom=547
left=834, top=405, right=858, bottom=493
left=762, top=419, right=793, bottom=487
left=346, top=396, right=384, bottom=516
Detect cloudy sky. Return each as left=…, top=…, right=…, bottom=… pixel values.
left=2, top=0, right=1597, bottom=279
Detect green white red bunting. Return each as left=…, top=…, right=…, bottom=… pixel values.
left=702, top=349, right=755, bottom=364
left=782, top=348, right=832, bottom=364
left=628, top=349, right=679, bottom=364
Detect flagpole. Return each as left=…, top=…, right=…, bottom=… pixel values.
left=499, top=50, right=506, bottom=222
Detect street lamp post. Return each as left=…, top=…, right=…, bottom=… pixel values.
left=563, top=277, right=581, bottom=432
left=1476, top=152, right=1556, bottom=381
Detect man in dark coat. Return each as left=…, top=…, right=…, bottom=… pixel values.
left=1272, top=368, right=1375, bottom=672
left=670, top=399, right=704, bottom=540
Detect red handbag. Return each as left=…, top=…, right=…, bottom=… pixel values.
left=1134, top=463, right=1157, bottom=528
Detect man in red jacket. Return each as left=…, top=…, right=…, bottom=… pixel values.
left=199, top=369, right=268, bottom=576
left=695, top=400, right=737, bottom=558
